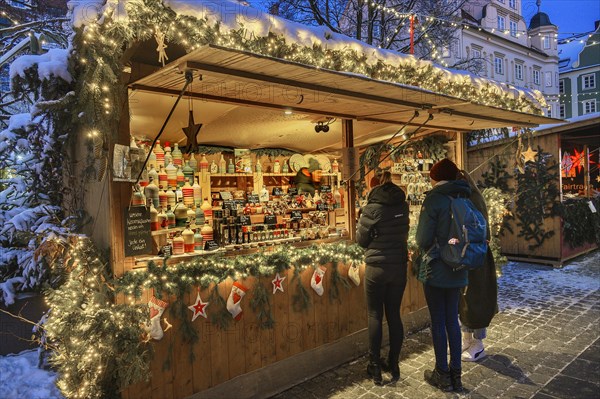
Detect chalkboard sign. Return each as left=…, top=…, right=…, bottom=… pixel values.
left=204, top=240, right=219, bottom=251
left=222, top=200, right=236, bottom=210
left=320, top=185, right=332, bottom=193
left=124, top=207, right=152, bottom=257
left=264, top=214, right=277, bottom=225
left=248, top=194, right=259, bottom=204
left=290, top=210, right=303, bottom=220
left=316, top=203, right=327, bottom=211
left=240, top=215, right=252, bottom=226
left=288, top=187, right=298, bottom=195
left=234, top=199, right=246, bottom=208
left=272, top=187, right=283, bottom=196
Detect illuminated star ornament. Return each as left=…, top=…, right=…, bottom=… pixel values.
left=569, top=147, right=586, bottom=174
left=522, top=145, right=538, bottom=163
left=272, top=273, right=286, bottom=294
left=188, top=292, right=209, bottom=321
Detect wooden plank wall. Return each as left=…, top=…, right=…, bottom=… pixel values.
left=465, top=133, right=562, bottom=260
left=121, top=262, right=426, bottom=399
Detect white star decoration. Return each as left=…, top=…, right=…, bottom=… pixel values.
left=188, top=292, right=209, bottom=321
left=272, top=273, right=286, bottom=294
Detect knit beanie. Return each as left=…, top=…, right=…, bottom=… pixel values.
left=369, top=176, right=380, bottom=188
left=429, top=158, right=459, bottom=181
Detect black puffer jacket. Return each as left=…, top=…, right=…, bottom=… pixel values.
left=356, top=182, right=410, bottom=267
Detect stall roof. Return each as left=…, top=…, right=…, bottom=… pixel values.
left=129, top=44, right=560, bottom=152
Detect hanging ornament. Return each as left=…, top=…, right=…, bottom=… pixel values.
left=271, top=273, right=286, bottom=294
left=182, top=111, right=202, bottom=154
left=310, top=265, right=327, bottom=296
left=227, top=282, right=248, bottom=320
left=188, top=290, right=209, bottom=321
left=515, top=134, right=525, bottom=174
left=155, top=29, right=169, bottom=66
left=144, top=295, right=168, bottom=341
left=522, top=145, right=538, bottom=163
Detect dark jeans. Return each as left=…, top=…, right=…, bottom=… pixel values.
left=423, top=284, right=462, bottom=371
left=365, top=265, right=406, bottom=364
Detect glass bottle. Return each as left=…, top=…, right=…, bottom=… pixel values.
left=182, top=223, right=195, bottom=253
left=153, top=140, right=164, bottom=166
left=200, top=219, right=214, bottom=242
left=158, top=185, right=168, bottom=210
left=172, top=233, right=184, bottom=255
left=182, top=179, right=194, bottom=207
left=166, top=187, right=176, bottom=209
left=194, top=228, right=203, bottom=251
left=273, top=159, right=281, bottom=174
left=174, top=198, right=188, bottom=228
left=188, top=154, right=198, bottom=174
left=150, top=204, right=159, bottom=231
left=176, top=166, right=185, bottom=188
left=165, top=161, right=177, bottom=189
left=164, top=148, right=173, bottom=168
left=195, top=205, right=205, bottom=226
left=219, top=154, right=227, bottom=174
left=172, top=143, right=183, bottom=167
left=144, top=177, right=160, bottom=208
left=192, top=177, right=202, bottom=206
left=157, top=207, right=167, bottom=230
left=182, top=160, right=194, bottom=183
left=227, top=158, right=235, bottom=174
left=332, top=158, right=339, bottom=173
left=166, top=205, right=176, bottom=229
left=199, top=154, right=209, bottom=172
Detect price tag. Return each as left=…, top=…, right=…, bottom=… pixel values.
left=240, top=215, right=252, bottom=225
left=272, top=187, right=283, bottom=196
left=222, top=200, right=235, bottom=210
left=247, top=194, right=260, bottom=204
left=234, top=199, right=246, bottom=208
left=589, top=201, right=597, bottom=214
left=264, top=214, right=277, bottom=225
left=220, top=191, right=233, bottom=200
left=320, top=185, right=331, bottom=193
left=288, top=187, right=298, bottom=195
left=290, top=210, right=303, bottom=220
left=316, top=203, right=327, bottom=211
left=204, top=240, right=219, bottom=251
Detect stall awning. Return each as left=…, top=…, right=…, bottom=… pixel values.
left=129, top=44, right=561, bottom=150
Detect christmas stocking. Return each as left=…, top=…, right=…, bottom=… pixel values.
left=348, top=262, right=361, bottom=286
left=311, top=266, right=327, bottom=296
left=227, top=282, right=248, bottom=321
left=146, top=296, right=168, bottom=341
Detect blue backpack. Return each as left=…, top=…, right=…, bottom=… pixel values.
left=439, top=195, right=488, bottom=271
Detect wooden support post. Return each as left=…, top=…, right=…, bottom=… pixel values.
left=342, top=119, right=357, bottom=241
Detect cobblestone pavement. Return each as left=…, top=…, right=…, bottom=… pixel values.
left=273, top=250, right=600, bottom=399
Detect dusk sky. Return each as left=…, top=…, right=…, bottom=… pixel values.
left=522, top=0, right=600, bottom=37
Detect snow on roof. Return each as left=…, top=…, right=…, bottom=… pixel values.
left=534, top=111, right=600, bottom=133
left=558, top=39, right=586, bottom=72
left=67, top=0, right=545, bottom=111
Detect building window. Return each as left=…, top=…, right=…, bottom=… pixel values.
left=509, top=0, right=517, bottom=9
left=543, top=35, right=551, bottom=49
left=515, top=64, right=523, bottom=80
left=559, top=104, right=566, bottom=118
left=533, top=69, right=541, bottom=85
left=472, top=48, right=482, bottom=59
left=582, top=100, right=597, bottom=114
left=545, top=71, right=552, bottom=87
left=559, top=79, right=565, bottom=94
left=495, top=56, right=504, bottom=75
left=582, top=73, right=596, bottom=90
left=497, top=16, right=506, bottom=31
left=510, top=20, right=518, bottom=37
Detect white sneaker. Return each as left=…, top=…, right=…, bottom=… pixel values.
left=462, top=339, right=486, bottom=362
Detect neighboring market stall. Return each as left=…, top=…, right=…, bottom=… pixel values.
left=19, top=1, right=557, bottom=398
left=466, top=114, right=600, bottom=266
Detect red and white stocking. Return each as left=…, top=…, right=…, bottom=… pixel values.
left=348, top=262, right=361, bottom=286
left=146, top=296, right=168, bottom=341
left=227, top=282, right=248, bottom=321
left=311, top=266, right=327, bottom=296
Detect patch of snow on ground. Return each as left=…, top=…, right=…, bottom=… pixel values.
left=0, top=350, right=63, bottom=399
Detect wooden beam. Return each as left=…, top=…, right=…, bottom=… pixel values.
left=342, top=119, right=357, bottom=242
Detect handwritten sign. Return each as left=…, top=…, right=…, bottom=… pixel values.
left=124, top=207, right=152, bottom=257
left=247, top=194, right=259, bottom=204
left=290, top=210, right=303, bottom=220
left=320, top=184, right=331, bottom=193
left=288, top=187, right=298, bottom=196
left=240, top=215, right=252, bottom=226
left=222, top=200, right=236, bottom=210
left=272, top=187, right=283, bottom=196
left=220, top=191, right=233, bottom=200
left=204, top=240, right=219, bottom=251
left=264, top=214, right=277, bottom=225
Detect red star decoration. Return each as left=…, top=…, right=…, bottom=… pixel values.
left=272, top=273, right=286, bottom=294
left=570, top=148, right=585, bottom=174
left=188, top=292, right=209, bottom=321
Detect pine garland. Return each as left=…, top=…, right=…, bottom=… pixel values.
left=328, top=262, right=351, bottom=303
left=561, top=197, right=600, bottom=248
left=250, top=282, right=275, bottom=329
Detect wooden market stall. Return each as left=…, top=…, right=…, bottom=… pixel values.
left=465, top=115, right=600, bottom=266
left=73, top=3, right=558, bottom=399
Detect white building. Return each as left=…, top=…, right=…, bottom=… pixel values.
left=447, top=0, right=559, bottom=118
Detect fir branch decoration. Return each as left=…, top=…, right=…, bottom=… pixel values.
left=251, top=148, right=297, bottom=158
left=514, top=146, right=561, bottom=251
left=328, top=262, right=351, bottom=303
left=250, top=282, right=275, bottom=329
left=291, top=266, right=311, bottom=312
left=561, top=198, right=600, bottom=248
left=208, top=285, right=231, bottom=330
left=479, top=156, right=511, bottom=192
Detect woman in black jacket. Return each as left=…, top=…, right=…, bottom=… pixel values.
left=356, top=171, right=410, bottom=384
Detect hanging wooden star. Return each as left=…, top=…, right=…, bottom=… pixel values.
left=182, top=110, right=202, bottom=154
left=155, top=30, right=169, bottom=66
left=596, top=175, right=600, bottom=183
left=522, top=145, right=538, bottom=163
left=188, top=292, right=209, bottom=321
left=272, top=273, right=286, bottom=294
